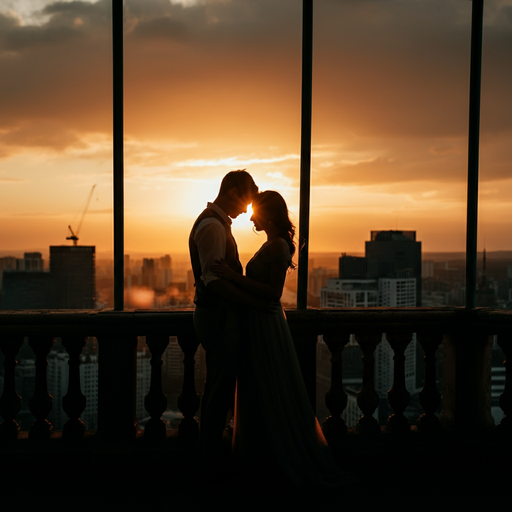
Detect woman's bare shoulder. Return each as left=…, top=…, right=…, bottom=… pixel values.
left=266, top=237, right=291, bottom=260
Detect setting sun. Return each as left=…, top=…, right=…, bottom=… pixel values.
left=0, top=0, right=511, bottom=259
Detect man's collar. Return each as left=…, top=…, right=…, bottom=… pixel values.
left=207, top=202, right=232, bottom=225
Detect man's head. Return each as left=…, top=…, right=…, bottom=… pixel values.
left=216, top=169, right=258, bottom=218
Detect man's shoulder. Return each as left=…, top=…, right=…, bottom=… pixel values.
left=192, top=215, right=226, bottom=246
left=195, top=216, right=224, bottom=234
left=194, top=207, right=227, bottom=226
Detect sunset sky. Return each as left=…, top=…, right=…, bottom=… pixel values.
left=1, top=0, right=511, bottom=261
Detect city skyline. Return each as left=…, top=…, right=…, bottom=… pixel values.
left=1, top=1, right=512, bottom=256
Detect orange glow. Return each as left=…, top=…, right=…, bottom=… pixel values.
left=125, top=287, right=155, bottom=309
left=1, top=1, right=511, bottom=256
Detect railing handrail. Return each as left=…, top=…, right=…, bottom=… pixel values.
left=1, top=307, right=511, bottom=335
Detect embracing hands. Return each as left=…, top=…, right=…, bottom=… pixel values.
left=211, top=259, right=279, bottom=314
left=211, top=259, right=239, bottom=282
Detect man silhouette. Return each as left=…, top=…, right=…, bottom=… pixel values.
left=189, top=169, right=261, bottom=471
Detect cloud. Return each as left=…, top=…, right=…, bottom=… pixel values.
left=0, top=11, right=21, bottom=31
left=0, top=0, right=510, bottom=189
left=175, top=153, right=299, bottom=167
left=131, top=15, right=189, bottom=43
left=0, top=121, right=86, bottom=151
left=5, top=211, right=65, bottom=217
left=311, top=134, right=467, bottom=186
left=1, top=22, right=84, bottom=52
left=0, top=177, right=27, bottom=182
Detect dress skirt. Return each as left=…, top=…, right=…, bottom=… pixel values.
left=232, top=306, right=342, bottom=487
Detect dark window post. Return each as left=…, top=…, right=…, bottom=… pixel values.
left=465, top=0, right=484, bottom=309
left=113, top=0, right=124, bottom=310
left=297, top=0, right=313, bottom=310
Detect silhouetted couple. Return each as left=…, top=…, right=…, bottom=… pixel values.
left=189, top=170, right=342, bottom=487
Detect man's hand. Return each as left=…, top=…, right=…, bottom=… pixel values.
left=211, top=259, right=239, bottom=283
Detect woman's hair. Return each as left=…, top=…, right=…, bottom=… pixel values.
left=253, top=191, right=296, bottom=268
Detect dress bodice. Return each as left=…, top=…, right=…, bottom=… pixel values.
left=246, top=238, right=291, bottom=284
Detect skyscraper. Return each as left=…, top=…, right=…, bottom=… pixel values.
left=142, top=258, right=156, bottom=288
left=17, top=252, right=44, bottom=271
left=321, top=231, right=421, bottom=308
left=320, top=279, right=379, bottom=307
left=50, top=246, right=96, bottom=309
left=2, top=246, right=96, bottom=309
left=339, top=253, right=367, bottom=279
left=365, top=230, right=422, bottom=306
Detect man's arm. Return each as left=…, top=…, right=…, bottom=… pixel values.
left=207, top=279, right=275, bottom=312
left=210, top=238, right=290, bottom=301
left=194, top=219, right=226, bottom=287
left=211, top=259, right=287, bottom=301
left=195, top=219, right=274, bottom=311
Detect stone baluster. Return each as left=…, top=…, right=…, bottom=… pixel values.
left=177, top=333, right=200, bottom=441
left=440, top=332, right=494, bottom=433
left=290, top=329, right=318, bottom=412
left=144, top=334, right=170, bottom=440
left=97, top=333, right=138, bottom=442
left=28, top=335, right=55, bottom=440
left=61, top=335, right=87, bottom=440
left=386, top=332, right=413, bottom=434
left=416, top=332, right=443, bottom=433
left=0, top=336, right=24, bottom=439
left=355, top=332, right=381, bottom=435
left=322, top=332, right=350, bottom=439
left=497, top=333, right=512, bottom=433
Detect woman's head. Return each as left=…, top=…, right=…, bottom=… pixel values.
left=251, top=191, right=296, bottom=265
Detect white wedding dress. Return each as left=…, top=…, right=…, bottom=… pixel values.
left=232, top=238, right=342, bottom=487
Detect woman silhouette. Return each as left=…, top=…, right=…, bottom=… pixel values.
left=212, top=190, right=343, bottom=487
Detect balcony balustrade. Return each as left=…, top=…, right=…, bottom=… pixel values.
left=0, top=307, right=511, bottom=447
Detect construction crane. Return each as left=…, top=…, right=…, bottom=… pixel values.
left=67, top=184, right=97, bottom=246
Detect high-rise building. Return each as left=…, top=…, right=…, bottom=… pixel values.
left=13, top=358, right=36, bottom=431
left=492, top=337, right=505, bottom=425
left=159, top=255, right=172, bottom=270
left=365, top=230, right=422, bottom=306
left=163, top=336, right=185, bottom=380
left=50, top=246, right=96, bottom=308
left=136, top=350, right=152, bottom=421
left=476, top=249, right=498, bottom=307
left=157, top=255, right=173, bottom=289
left=124, top=254, right=131, bottom=276
left=1, top=254, right=44, bottom=303
left=0, top=256, right=17, bottom=271
left=2, top=272, right=59, bottom=308
left=379, top=278, right=417, bottom=307
left=187, top=269, right=194, bottom=293
left=17, top=252, right=44, bottom=271
left=339, top=254, right=367, bottom=279
left=320, top=279, right=379, bottom=307
left=46, top=348, right=99, bottom=430
left=142, top=258, right=156, bottom=288
left=2, top=245, right=96, bottom=309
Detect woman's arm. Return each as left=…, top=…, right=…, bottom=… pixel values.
left=207, top=278, right=278, bottom=312
left=211, top=259, right=288, bottom=301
